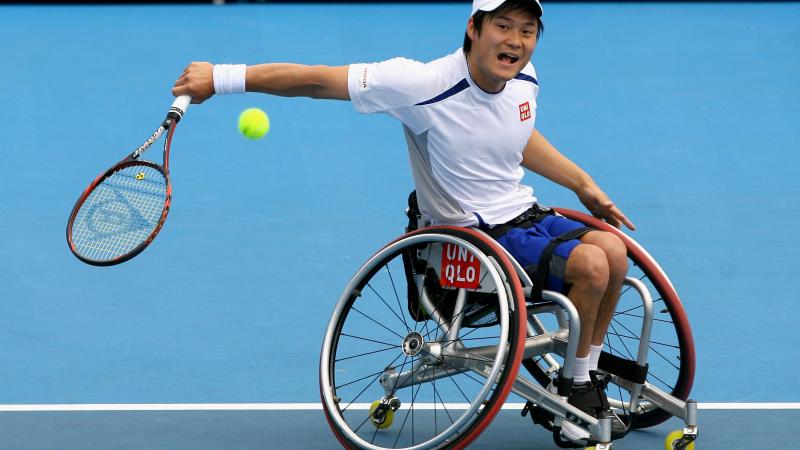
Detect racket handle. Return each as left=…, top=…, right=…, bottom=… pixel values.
left=168, top=95, right=192, bottom=122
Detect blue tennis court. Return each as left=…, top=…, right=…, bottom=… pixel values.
left=0, top=2, right=798, bottom=448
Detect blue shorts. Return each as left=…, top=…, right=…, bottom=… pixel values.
left=495, top=214, right=586, bottom=294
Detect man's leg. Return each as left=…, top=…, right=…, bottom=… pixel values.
left=570, top=231, right=629, bottom=439
left=563, top=243, right=610, bottom=360
left=559, top=243, right=619, bottom=441
left=579, top=231, right=628, bottom=346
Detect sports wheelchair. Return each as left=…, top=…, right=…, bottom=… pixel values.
left=320, top=199, right=698, bottom=450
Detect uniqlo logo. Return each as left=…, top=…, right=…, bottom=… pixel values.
left=440, top=243, right=480, bottom=289
left=519, top=102, right=531, bottom=121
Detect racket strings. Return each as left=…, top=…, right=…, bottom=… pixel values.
left=71, top=164, right=167, bottom=262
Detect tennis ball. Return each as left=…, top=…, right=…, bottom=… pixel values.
left=238, top=108, right=270, bottom=140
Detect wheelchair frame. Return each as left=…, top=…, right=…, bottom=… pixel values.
left=320, top=208, right=698, bottom=450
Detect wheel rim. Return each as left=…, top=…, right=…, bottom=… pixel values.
left=320, top=230, right=524, bottom=449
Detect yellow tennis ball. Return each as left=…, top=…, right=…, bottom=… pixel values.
left=238, top=108, right=270, bottom=140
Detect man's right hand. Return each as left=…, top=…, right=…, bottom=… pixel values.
left=172, top=62, right=214, bottom=104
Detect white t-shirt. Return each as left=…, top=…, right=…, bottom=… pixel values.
left=348, top=48, right=539, bottom=227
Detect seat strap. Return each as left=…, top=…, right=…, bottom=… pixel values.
left=528, top=227, right=593, bottom=302
left=480, top=204, right=555, bottom=240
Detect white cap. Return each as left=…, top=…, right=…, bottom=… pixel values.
left=470, top=0, right=543, bottom=17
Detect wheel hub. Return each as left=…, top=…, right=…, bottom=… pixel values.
left=402, top=331, right=424, bottom=356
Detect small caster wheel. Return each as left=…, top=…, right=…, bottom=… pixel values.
left=665, top=429, right=696, bottom=450
left=369, top=400, right=394, bottom=429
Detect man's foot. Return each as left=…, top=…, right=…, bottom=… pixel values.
left=547, top=380, right=591, bottom=443
left=560, top=418, right=591, bottom=443
left=546, top=376, right=628, bottom=443
left=589, top=372, right=628, bottom=438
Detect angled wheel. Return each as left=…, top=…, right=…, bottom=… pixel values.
left=554, top=208, right=696, bottom=429
left=320, top=227, right=527, bottom=449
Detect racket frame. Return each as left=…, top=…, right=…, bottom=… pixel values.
left=66, top=96, right=189, bottom=266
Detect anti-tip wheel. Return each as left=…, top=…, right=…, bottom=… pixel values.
left=369, top=400, right=394, bottom=429
left=665, top=429, right=696, bottom=450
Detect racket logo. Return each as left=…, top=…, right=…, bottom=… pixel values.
left=82, top=188, right=153, bottom=241
left=69, top=165, right=168, bottom=262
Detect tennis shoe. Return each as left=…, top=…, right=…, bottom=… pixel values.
left=548, top=379, right=627, bottom=443
left=547, top=380, right=591, bottom=443
left=560, top=417, right=592, bottom=443
left=589, top=372, right=628, bottom=438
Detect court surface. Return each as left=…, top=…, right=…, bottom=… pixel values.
left=0, top=2, right=798, bottom=449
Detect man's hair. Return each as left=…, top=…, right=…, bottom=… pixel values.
left=463, top=0, right=544, bottom=53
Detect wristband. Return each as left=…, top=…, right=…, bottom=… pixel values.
left=212, top=64, right=247, bottom=95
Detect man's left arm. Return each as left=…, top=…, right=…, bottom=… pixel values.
left=521, top=129, right=635, bottom=230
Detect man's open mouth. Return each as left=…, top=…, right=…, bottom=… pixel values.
left=498, top=53, right=519, bottom=64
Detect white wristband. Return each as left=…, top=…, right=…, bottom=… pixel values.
left=212, top=64, right=247, bottom=95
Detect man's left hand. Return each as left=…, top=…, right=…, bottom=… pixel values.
left=577, top=186, right=636, bottom=231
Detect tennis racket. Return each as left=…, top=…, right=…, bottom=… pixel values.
left=66, top=95, right=192, bottom=266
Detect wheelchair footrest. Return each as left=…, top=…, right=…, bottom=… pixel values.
left=598, top=351, right=649, bottom=384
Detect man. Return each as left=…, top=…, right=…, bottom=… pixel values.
left=173, top=0, right=634, bottom=442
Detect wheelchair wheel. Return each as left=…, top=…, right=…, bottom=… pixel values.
left=320, top=227, right=527, bottom=449
left=554, top=208, right=696, bottom=429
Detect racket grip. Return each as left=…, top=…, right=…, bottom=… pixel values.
left=169, top=95, right=192, bottom=121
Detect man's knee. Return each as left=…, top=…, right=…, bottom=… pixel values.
left=566, top=244, right=610, bottom=293
left=602, top=233, right=628, bottom=276
left=585, top=231, right=628, bottom=278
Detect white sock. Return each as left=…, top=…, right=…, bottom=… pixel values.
left=573, top=356, right=590, bottom=383
left=589, top=344, right=603, bottom=372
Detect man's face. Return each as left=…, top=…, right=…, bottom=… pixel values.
left=467, top=9, right=539, bottom=92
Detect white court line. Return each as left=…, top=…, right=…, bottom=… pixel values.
left=0, top=403, right=798, bottom=412
left=698, top=403, right=800, bottom=410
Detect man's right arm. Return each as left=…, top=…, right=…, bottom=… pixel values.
left=246, top=63, right=350, bottom=100
left=172, top=62, right=350, bottom=104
